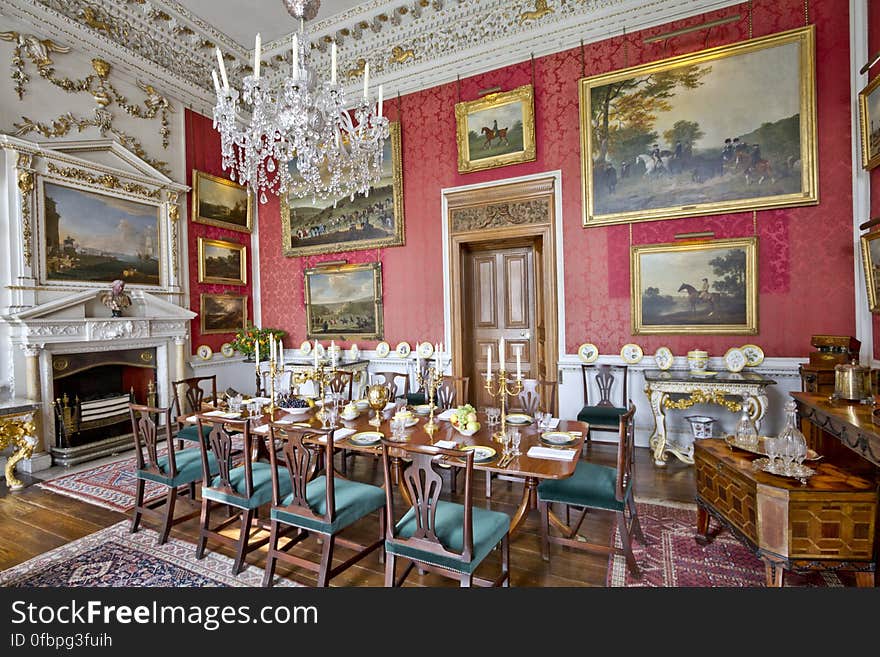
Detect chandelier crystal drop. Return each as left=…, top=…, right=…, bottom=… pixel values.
left=211, top=0, right=388, bottom=204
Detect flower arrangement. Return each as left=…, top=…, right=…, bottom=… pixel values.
left=230, top=324, right=286, bottom=361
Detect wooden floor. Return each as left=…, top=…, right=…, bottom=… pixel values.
left=0, top=444, right=695, bottom=586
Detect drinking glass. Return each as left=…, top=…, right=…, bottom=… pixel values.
left=487, top=407, right=500, bottom=426
left=763, top=436, right=778, bottom=471
left=509, top=427, right=522, bottom=456
left=390, top=416, right=407, bottom=442
left=500, top=430, right=511, bottom=458
left=537, top=412, right=551, bottom=431
left=327, top=402, right=339, bottom=429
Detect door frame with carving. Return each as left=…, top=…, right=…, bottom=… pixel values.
left=441, top=171, right=564, bottom=400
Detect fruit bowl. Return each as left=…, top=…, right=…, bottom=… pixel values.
left=456, top=426, right=479, bottom=437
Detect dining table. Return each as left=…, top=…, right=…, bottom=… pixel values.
left=184, top=403, right=587, bottom=537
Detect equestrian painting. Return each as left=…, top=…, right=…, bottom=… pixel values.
left=455, top=84, right=536, bottom=173
left=580, top=27, right=817, bottom=226
left=631, top=238, right=758, bottom=335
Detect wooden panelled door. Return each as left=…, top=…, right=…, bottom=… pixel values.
left=463, top=243, right=537, bottom=410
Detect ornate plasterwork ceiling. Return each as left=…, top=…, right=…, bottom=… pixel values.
left=0, top=0, right=742, bottom=115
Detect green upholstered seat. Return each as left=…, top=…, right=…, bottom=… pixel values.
left=138, top=447, right=217, bottom=488
left=386, top=500, right=509, bottom=574
left=176, top=424, right=213, bottom=443
left=537, top=461, right=628, bottom=511
left=406, top=392, right=427, bottom=406
left=577, top=405, right=627, bottom=428
left=271, top=476, right=385, bottom=534
left=202, top=462, right=291, bottom=509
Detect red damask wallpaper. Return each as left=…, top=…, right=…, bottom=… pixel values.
left=185, top=109, right=254, bottom=354
left=218, top=0, right=856, bottom=359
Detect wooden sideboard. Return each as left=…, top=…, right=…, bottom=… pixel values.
left=694, top=438, right=877, bottom=586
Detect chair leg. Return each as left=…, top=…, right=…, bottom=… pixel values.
left=157, top=486, right=177, bottom=545
left=384, top=553, right=397, bottom=587
left=501, top=533, right=510, bottom=587
left=188, top=481, right=197, bottom=499
left=460, top=573, right=472, bottom=587
left=232, top=508, right=253, bottom=575
left=262, top=520, right=280, bottom=588
left=617, top=510, right=640, bottom=578
left=316, top=534, right=335, bottom=587
left=485, top=471, right=492, bottom=499
left=377, top=510, right=386, bottom=565
left=538, top=500, right=550, bottom=561
left=130, top=478, right=145, bottom=534
left=627, top=494, right=646, bottom=544
left=196, top=500, right=211, bottom=560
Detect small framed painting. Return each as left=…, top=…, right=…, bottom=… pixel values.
left=454, top=84, right=536, bottom=173
left=197, top=237, right=247, bottom=286
left=304, top=262, right=383, bottom=340
left=191, top=169, right=252, bottom=233
left=200, top=293, right=248, bottom=335
left=860, top=231, right=880, bottom=312
left=858, top=74, right=880, bottom=170
left=631, top=237, right=758, bottom=335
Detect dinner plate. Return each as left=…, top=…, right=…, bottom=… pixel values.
left=299, top=340, right=312, bottom=355
left=724, top=347, right=747, bottom=373
left=355, top=399, right=370, bottom=410
left=349, top=431, right=383, bottom=445
left=577, top=343, right=599, bottom=364
left=376, top=341, right=391, bottom=357
left=741, top=344, right=764, bottom=367
left=394, top=416, right=419, bottom=428
left=417, top=342, right=434, bottom=358
left=541, top=431, right=577, bottom=445
left=505, top=413, right=533, bottom=425
left=457, top=445, right=496, bottom=462
left=412, top=404, right=434, bottom=415
left=395, top=341, right=411, bottom=357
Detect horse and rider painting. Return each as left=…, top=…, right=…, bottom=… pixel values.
left=631, top=238, right=758, bottom=335
left=580, top=27, right=817, bottom=226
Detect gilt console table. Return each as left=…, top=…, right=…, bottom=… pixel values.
left=644, top=370, right=776, bottom=466
left=0, top=399, right=40, bottom=490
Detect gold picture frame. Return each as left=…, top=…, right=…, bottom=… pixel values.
left=858, top=74, right=880, bottom=171
left=197, top=237, right=247, bottom=286
left=580, top=26, right=818, bottom=227
left=281, top=123, right=404, bottom=257
left=455, top=84, right=537, bottom=173
left=631, top=237, right=758, bottom=335
left=199, top=293, right=248, bottom=335
left=860, top=232, right=880, bottom=312
left=304, top=262, right=383, bottom=340
left=191, top=169, right=253, bottom=233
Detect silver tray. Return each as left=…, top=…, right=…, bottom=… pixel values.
left=724, top=435, right=822, bottom=461
left=751, top=457, right=816, bottom=485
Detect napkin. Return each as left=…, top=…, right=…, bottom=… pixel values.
left=186, top=415, right=198, bottom=423
left=204, top=410, right=240, bottom=418
left=383, top=402, right=397, bottom=411
left=317, top=428, right=356, bottom=443
left=433, top=440, right=459, bottom=450
left=527, top=445, right=578, bottom=461
left=435, top=409, right=455, bottom=421
left=252, top=424, right=270, bottom=434
left=547, top=417, right=561, bottom=429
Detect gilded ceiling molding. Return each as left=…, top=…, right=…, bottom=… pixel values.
left=46, top=161, right=162, bottom=199
left=518, top=0, right=554, bottom=24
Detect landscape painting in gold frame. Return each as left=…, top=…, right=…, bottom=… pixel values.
left=631, top=237, right=758, bottom=335
left=455, top=84, right=536, bottom=173
left=200, top=293, right=248, bottom=335
left=192, top=169, right=252, bottom=233
left=858, top=74, right=880, bottom=170
left=860, top=231, right=880, bottom=312
left=197, top=237, right=247, bottom=286
left=580, top=26, right=817, bottom=227
left=304, top=262, right=383, bottom=340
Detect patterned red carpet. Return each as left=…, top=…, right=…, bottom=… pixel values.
left=607, top=502, right=853, bottom=587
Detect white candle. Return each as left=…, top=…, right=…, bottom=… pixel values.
left=331, top=340, right=336, bottom=366
left=279, top=339, right=284, bottom=369
left=292, top=34, right=298, bottom=73
left=363, top=61, right=369, bottom=100
left=314, top=340, right=319, bottom=367
left=270, top=333, right=276, bottom=365
left=486, top=345, right=492, bottom=381
left=253, top=33, right=261, bottom=79
left=516, top=347, right=522, bottom=379
left=255, top=334, right=260, bottom=370
left=331, top=43, right=337, bottom=84
left=211, top=70, right=221, bottom=94
left=378, top=84, right=383, bottom=116
left=499, top=337, right=505, bottom=371
left=216, top=48, right=229, bottom=90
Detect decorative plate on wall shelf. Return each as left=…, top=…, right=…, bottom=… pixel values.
left=620, top=343, right=644, bottom=364
left=299, top=340, right=312, bottom=355
left=315, top=342, right=325, bottom=358
left=577, top=343, right=599, bottom=364
left=653, top=346, right=674, bottom=370
left=196, top=345, right=213, bottom=360
left=740, top=344, right=764, bottom=367
left=417, top=342, right=434, bottom=358
left=724, top=347, right=747, bottom=373
left=376, top=341, right=391, bottom=358
left=220, top=343, right=235, bottom=358
left=395, top=342, right=411, bottom=357
left=348, top=344, right=360, bottom=360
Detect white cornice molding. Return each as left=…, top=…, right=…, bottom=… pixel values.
left=1, top=0, right=744, bottom=117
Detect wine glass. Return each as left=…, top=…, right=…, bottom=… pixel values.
left=390, top=415, right=407, bottom=442
left=509, top=427, right=522, bottom=456
left=367, top=383, right=389, bottom=428
left=763, top=436, right=778, bottom=471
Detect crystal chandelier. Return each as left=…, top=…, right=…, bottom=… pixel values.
left=210, top=0, right=388, bottom=204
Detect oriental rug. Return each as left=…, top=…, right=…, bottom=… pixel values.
left=607, top=502, right=852, bottom=587
left=0, top=521, right=297, bottom=587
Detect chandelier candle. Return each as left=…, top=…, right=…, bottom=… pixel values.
left=254, top=33, right=261, bottom=78
left=215, top=47, right=229, bottom=90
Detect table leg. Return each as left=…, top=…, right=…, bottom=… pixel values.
left=763, top=558, right=784, bottom=587
left=647, top=388, right=669, bottom=467
left=547, top=508, right=572, bottom=535
left=509, top=477, right=538, bottom=536
left=0, top=417, right=37, bottom=491
left=390, top=456, right=413, bottom=507
left=694, top=505, right=711, bottom=545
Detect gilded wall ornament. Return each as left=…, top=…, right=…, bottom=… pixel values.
left=0, top=31, right=70, bottom=99
left=519, top=0, right=555, bottom=24
left=16, top=152, right=34, bottom=268
left=389, top=45, right=415, bottom=64
left=46, top=162, right=161, bottom=199
left=451, top=198, right=549, bottom=233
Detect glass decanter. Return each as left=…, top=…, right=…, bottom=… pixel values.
left=777, top=400, right=807, bottom=474
left=734, top=394, right=759, bottom=448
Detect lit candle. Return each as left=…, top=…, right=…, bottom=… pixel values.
left=211, top=69, right=221, bottom=94
left=216, top=48, right=229, bottom=90
left=378, top=84, right=383, bottom=116
left=292, top=33, right=298, bottom=73
left=499, top=337, right=505, bottom=371
left=516, top=346, right=522, bottom=379
left=253, top=33, right=261, bottom=79
left=331, top=42, right=337, bottom=84
left=363, top=61, right=369, bottom=100
left=486, top=345, right=492, bottom=381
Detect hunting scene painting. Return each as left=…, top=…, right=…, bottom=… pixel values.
left=455, top=84, right=536, bottom=173
left=281, top=123, right=404, bottom=257
left=42, top=181, right=161, bottom=286
left=304, top=262, right=383, bottom=340
left=192, top=169, right=252, bottom=233
left=581, top=27, right=816, bottom=226
left=631, top=238, right=758, bottom=335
